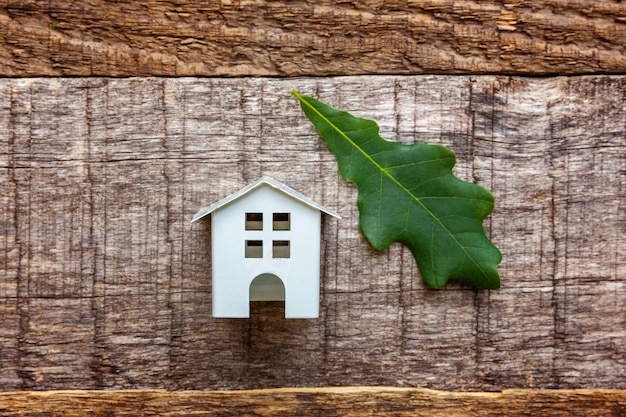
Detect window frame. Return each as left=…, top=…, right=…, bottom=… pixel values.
left=245, top=212, right=263, bottom=231
left=272, top=240, right=290, bottom=258
left=272, top=212, right=291, bottom=231
left=244, top=240, right=263, bottom=258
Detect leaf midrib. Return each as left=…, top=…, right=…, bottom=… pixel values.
left=294, top=91, right=490, bottom=280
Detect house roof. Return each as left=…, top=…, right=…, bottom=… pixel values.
left=191, top=176, right=341, bottom=223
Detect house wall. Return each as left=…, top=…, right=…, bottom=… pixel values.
left=211, top=185, right=322, bottom=318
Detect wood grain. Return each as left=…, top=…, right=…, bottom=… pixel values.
left=0, top=388, right=625, bottom=416
left=1, top=1, right=625, bottom=77
left=0, top=76, right=624, bottom=391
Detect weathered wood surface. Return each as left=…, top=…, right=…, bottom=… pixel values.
left=0, top=388, right=625, bottom=416
left=0, top=76, right=624, bottom=392
left=1, top=1, right=625, bottom=77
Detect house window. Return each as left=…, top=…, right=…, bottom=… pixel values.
left=244, top=213, right=290, bottom=258
left=245, top=240, right=263, bottom=258
left=273, top=213, right=290, bottom=231
left=245, top=213, right=263, bottom=230
left=272, top=240, right=290, bottom=258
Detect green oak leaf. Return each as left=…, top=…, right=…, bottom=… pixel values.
left=292, top=90, right=502, bottom=290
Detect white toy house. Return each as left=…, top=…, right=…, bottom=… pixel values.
left=191, top=177, right=340, bottom=318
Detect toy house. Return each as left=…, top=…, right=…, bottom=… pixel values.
left=191, top=176, right=340, bottom=318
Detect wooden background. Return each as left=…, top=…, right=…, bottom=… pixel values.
left=1, top=0, right=625, bottom=76
left=0, top=0, right=625, bottom=413
left=2, top=74, right=624, bottom=392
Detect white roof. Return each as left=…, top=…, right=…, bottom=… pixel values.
left=191, top=176, right=341, bottom=223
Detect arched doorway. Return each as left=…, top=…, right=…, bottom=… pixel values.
left=249, top=273, right=285, bottom=301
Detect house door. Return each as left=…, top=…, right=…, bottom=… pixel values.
left=249, top=273, right=285, bottom=301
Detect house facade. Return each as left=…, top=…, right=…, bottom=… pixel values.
left=192, top=177, right=340, bottom=318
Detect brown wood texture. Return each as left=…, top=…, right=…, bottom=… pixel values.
left=0, top=388, right=625, bottom=416
left=1, top=0, right=625, bottom=77
left=0, top=76, right=625, bottom=392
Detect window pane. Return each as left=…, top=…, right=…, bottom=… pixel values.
left=245, top=240, right=263, bottom=258
left=245, top=213, right=263, bottom=230
left=272, top=240, right=290, bottom=258
left=272, top=213, right=290, bottom=230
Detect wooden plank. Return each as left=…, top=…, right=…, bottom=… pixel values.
left=1, top=1, right=625, bottom=77
left=0, top=388, right=624, bottom=416
left=0, top=76, right=624, bottom=391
